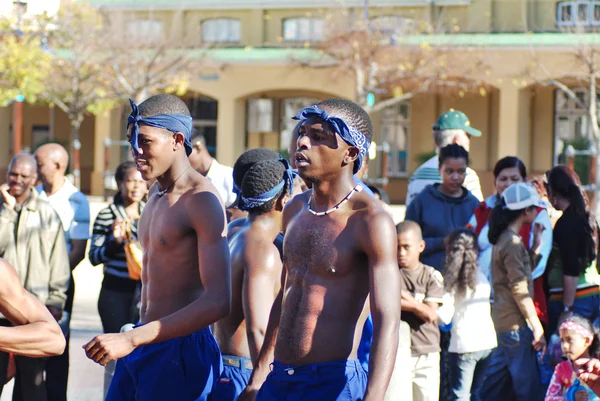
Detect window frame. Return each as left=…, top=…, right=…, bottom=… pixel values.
left=125, top=19, right=164, bottom=43
left=201, top=18, right=241, bottom=44
left=557, top=0, right=600, bottom=26
left=370, top=15, right=415, bottom=38
left=282, top=17, right=325, bottom=42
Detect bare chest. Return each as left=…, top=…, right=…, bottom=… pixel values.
left=284, top=215, right=361, bottom=279
left=139, top=196, right=193, bottom=252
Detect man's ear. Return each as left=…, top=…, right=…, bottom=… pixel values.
left=173, top=132, right=186, bottom=152
left=343, top=146, right=360, bottom=167
left=276, top=193, right=289, bottom=212
left=418, top=239, right=426, bottom=253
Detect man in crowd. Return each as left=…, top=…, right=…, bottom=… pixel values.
left=84, top=94, right=231, bottom=401
left=189, top=131, right=237, bottom=207
left=212, top=151, right=297, bottom=400
left=406, top=109, right=483, bottom=206
left=0, top=154, right=70, bottom=401
left=35, top=143, right=91, bottom=401
left=241, top=99, right=400, bottom=401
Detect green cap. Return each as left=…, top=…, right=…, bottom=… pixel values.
left=433, top=109, right=482, bottom=137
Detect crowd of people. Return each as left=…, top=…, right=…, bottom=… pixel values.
left=1, top=93, right=600, bottom=401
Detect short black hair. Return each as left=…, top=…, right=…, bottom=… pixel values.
left=318, top=98, right=373, bottom=142
left=240, top=159, right=288, bottom=215
left=438, top=144, right=469, bottom=167
left=136, top=94, right=191, bottom=118
left=233, top=148, right=280, bottom=187
left=115, top=160, right=137, bottom=183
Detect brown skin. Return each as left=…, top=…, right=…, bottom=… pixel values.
left=437, top=157, right=467, bottom=198
left=495, top=166, right=524, bottom=196
left=213, top=194, right=288, bottom=363
left=578, top=358, right=600, bottom=396
left=396, top=230, right=438, bottom=323
left=241, top=108, right=400, bottom=401
left=0, top=258, right=65, bottom=357
left=84, top=124, right=231, bottom=366
left=188, top=139, right=214, bottom=176
left=35, top=144, right=88, bottom=270
left=111, top=168, right=148, bottom=245
left=1, top=155, right=63, bottom=321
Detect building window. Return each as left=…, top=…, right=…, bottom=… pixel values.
left=201, top=18, right=241, bottom=43
left=557, top=1, right=600, bottom=27
left=370, top=16, right=415, bottom=38
left=283, top=18, right=324, bottom=42
left=125, top=19, right=164, bottom=42
left=381, top=102, right=410, bottom=177
left=186, top=96, right=218, bottom=157
left=554, top=88, right=600, bottom=165
left=247, top=99, right=274, bottom=133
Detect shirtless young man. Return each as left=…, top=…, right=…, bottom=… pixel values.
left=84, top=94, right=231, bottom=401
left=242, top=99, right=400, bottom=401
left=0, top=257, right=65, bottom=358
left=212, top=153, right=299, bottom=401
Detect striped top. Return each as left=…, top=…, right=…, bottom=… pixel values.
left=406, top=155, right=483, bottom=207
left=88, top=201, right=144, bottom=280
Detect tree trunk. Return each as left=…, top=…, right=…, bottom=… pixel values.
left=70, top=119, right=83, bottom=190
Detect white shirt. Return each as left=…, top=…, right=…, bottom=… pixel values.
left=37, top=179, right=90, bottom=252
left=468, top=194, right=553, bottom=281
left=437, top=270, right=497, bottom=354
left=406, top=155, right=483, bottom=207
left=206, top=159, right=236, bottom=207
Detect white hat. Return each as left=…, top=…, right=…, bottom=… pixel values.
left=502, top=182, right=550, bottom=211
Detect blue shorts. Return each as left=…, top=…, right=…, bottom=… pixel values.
left=209, top=355, right=253, bottom=401
left=256, top=360, right=367, bottom=401
left=106, top=328, right=223, bottom=401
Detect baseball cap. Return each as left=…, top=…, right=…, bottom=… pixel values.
left=501, top=182, right=550, bottom=210
left=433, top=109, right=482, bottom=137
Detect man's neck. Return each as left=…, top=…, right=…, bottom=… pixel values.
left=156, top=158, right=192, bottom=190
left=43, top=176, right=66, bottom=196
left=310, top=173, right=357, bottom=210
left=248, top=212, right=282, bottom=240
left=402, top=262, right=421, bottom=271
left=15, top=188, right=32, bottom=206
left=198, top=156, right=214, bottom=176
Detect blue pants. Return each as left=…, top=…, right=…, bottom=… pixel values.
left=106, top=328, right=222, bottom=401
left=480, top=327, right=543, bottom=401
left=257, top=360, right=367, bottom=401
left=448, top=349, right=493, bottom=401
left=209, top=355, right=253, bottom=401
left=548, top=295, right=600, bottom=334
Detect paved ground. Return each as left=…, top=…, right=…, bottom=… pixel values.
left=0, top=197, right=407, bottom=401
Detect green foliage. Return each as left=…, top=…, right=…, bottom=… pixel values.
left=0, top=33, right=51, bottom=106
left=560, top=137, right=593, bottom=185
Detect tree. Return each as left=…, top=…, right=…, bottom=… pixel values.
left=525, top=32, right=600, bottom=212
left=40, top=3, right=116, bottom=188
left=295, top=12, right=491, bottom=112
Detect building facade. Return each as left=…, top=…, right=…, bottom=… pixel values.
left=1, top=0, right=598, bottom=202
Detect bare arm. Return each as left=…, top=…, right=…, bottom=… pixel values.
left=69, top=239, right=88, bottom=270
left=242, top=241, right=282, bottom=363
left=401, top=291, right=438, bottom=323
left=0, top=259, right=65, bottom=357
left=362, top=210, right=401, bottom=401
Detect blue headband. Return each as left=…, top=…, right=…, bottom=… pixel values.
left=237, top=158, right=298, bottom=211
left=127, top=99, right=194, bottom=157
left=292, top=105, right=370, bottom=174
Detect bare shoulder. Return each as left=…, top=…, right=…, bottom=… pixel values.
left=352, top=193, right=396, bottom=249
left=184, top=171, right=227, bottom=237
left=282, top=190, right=310, bottom=231
left=244, top=229, right=282, bottom=273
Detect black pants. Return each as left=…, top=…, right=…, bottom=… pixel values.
left=45, top=276, right=74, bottom=401
left=98, top=275, right=141, bottom=334
left=0, top=320, right=48, bottom=401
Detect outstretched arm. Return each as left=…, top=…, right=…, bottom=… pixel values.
left=361, top=211, right=401, bottom=401
left=0, top=259, right=65, bottom=357
left=85, top=189, right=232, bottom=365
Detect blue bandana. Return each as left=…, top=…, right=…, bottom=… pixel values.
left=237, top=158, right=298, bottom=211
left=127, top=99, right=194, bottom=157
left=292, top=105, right=370, bottom=174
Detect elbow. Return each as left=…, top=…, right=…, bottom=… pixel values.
left=49, top=335, right=67, bottom=357
left=44, top=324, right=66, bottom=357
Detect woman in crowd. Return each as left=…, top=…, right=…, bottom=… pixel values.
left=88, top=161, right=147, bottom=396
left=468, top=156, right=552, bottom=326
left=438, top=228, right=497, bottom=401
left=481, top=182, right=547, bottom=401
left=529, top=174, right=562, bottom=228
left=406, top=143, right=480, bottom=272
left=545, top=166, right=600, bottom=334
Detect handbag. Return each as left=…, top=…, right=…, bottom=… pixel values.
left=110, top=204, right=143, bottom=281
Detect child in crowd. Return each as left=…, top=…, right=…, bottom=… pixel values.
left=397, top=221, right=444, bottom=401
left=438, top=228, right=497, bottom=401
left=546, top=315, right=600, bottom=400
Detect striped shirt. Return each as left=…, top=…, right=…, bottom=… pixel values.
left=406, top=156, right=483, bottom=207
left=88, top=202, right=144, bottom=279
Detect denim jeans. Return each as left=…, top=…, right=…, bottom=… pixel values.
left=548, top=295, right=600, bottom=334
left=448, top=349, right=493, bottom=401
left=480, top=326, right=543, bottom=401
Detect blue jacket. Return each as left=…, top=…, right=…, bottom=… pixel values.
left=405, top=184, right=479, bottom=271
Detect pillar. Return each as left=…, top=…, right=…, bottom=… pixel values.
left=495, top=82, right=532, bottom=166
left=91, top=108, right=122, bottom=197
left=216, top=97, right=246, bottom=167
